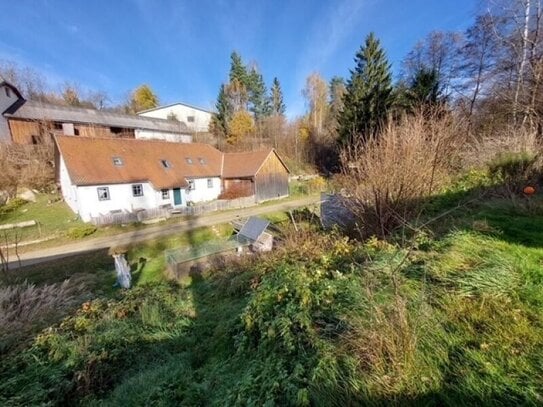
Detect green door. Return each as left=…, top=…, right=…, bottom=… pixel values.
left=173, top=188, right=182, bottom=206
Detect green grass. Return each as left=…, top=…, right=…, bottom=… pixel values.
left=2, top=183, right=543, bottom=405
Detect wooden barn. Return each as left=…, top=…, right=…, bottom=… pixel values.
left=0, top=79, right=192, bottom=145
left=223, top=149, right=290, bottom=202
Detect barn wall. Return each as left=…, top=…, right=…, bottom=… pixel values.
left=8, top=119, right=136, bottom=144
left=254, top=152, right=289, bottom=201
left=223, top=178, right=254, bottom=197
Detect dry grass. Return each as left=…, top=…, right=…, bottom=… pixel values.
left=339, top=112, right=466, bottom=238
left=0, top=279, right=89, bottom=353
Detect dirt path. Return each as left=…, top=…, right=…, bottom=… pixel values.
left=9, top=196, right=321, bottom=268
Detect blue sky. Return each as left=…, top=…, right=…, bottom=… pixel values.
left=0, top=0, right=477, bottom=117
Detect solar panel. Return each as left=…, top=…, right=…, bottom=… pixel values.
left=238, top=216, right=270, bottom=242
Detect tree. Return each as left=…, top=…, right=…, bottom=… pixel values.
left=338, top=33, right=394, bottom=145
left=407, top=68, right=442, bottom=109
left=210, top=84, right=230, bottom=140
left=247, top=66, right=271, bottom=119
left=227, top=110, right=255, bottom=144
left=303, top=72, right=328, bottom=134
left=61, top=84, right=82, bottom=107
left=270, top=77, right=286, bottom=116
left=229, top=51, right=248, bottom=85
left=128, top=84, right=159, bottom=113
left=326, top=76, right=346, bottom=134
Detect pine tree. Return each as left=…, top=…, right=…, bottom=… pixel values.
left=338, top=33, right=393, bottom=145
left=247, top=67, right=270, bottom=119
left=210, top=84, right=230, bottom=139
left=270, top=77, right=286, bottom=116
left=229, top=51, right=248, bottom=85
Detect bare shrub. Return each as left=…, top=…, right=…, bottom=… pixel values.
left=0, top=144, right=54, bottom=196
left=339, top=112, right=466, bottom=238
left=0, top=279, right=89, bottom=353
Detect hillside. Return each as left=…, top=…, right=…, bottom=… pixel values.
left=1, top=184, right=543, bottom=406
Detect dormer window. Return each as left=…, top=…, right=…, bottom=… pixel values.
left=5, top=87, right=11, bottom=98
left=185, top=157, right=193, bottom=164
left=112, top=157, right=123, bottom=166
left=198, top=157, right=206, bottom=165
left=161, top=159, right=171, bottom=169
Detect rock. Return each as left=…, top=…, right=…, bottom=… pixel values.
left=0, top=190, right=8, bottom=206
left=17, top=188, right=36, bottom=203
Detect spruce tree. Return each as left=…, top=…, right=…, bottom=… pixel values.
left=229, top=51, right=248, bottom=85
left=270, top=77, right=286, bottom=116
left=247, top=67, right=270, bottom=120
left=211, top=84, right=230, bottom=138
left=338, top=33, right=393, bottom=145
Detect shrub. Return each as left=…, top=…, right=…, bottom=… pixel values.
left=0, top=197, right=28, bottom=217
left=67, top=224, right=97, bottom=239
left=488, top=151, right=540, bottom=193
left=339, top=112, right=466, bottom=238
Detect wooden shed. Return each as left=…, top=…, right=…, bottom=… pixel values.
left=222, top=149, right=290, bottom=202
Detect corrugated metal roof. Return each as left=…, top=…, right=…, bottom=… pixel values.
left=5, top=100, right=191, bottom=133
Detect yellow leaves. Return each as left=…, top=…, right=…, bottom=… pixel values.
left=227, top=110, right=255, bottom=144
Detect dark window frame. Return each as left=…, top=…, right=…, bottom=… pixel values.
left=161, top=189, right=169, bottom=199
left=97, top=187, right=110, bottom=201
left=132, top=184, right=144, bottom=197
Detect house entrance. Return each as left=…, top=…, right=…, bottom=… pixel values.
left=173, top=188, right=182, bottom=206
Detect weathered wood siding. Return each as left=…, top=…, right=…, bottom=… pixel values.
left=8, top=119, right=135, bottom=144
left=254, top=152, right=289, bottom=201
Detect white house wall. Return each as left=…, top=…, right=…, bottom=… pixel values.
left=139, top=105, right=212, bottom=132
left=75, top=182, right=161, bottom=222
left=59, top=157, right=79, bottom=214
left=185, top=177, right=221, bottom=204
left=134, top=129, right=193, bottom=143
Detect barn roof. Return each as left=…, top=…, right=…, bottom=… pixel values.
left=55, top=137, right=289, bottom=189
left=55, top=136, right=223, bottom=189
left=5, top=100, right=191, bottom=134
left=222, top=149, right=289, bottom=178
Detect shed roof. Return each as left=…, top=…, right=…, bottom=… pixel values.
left=222, top=149, right=289, bottom=178
left=56, top=136, right=222, bottom=189
left=5, top=100, right=190, bottom=133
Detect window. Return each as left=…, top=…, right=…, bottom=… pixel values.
left=5, top=87, right=11, bottom=98
left=207, top=178, right=213, bottom=188
left=198, top=157, right=206, bottom=165
left=161, top=159, right=171, bottom=169
left=112, top=157, right=123, bottom=166
left=132, top=184, right=143, bottom=197
left=161, top=189, right=169, bottom=199
left=188, top=180, right=195, bottom=190
left=185, top=157, right=193, bottom=164
left=97, top=187, right=110, bottom=201
left=187, top=115, right=195, bottom=123
left=74, top=128, right=80, bottom=136
left=53, top=122, right=63, bottom=130
left=110, top=127, right=122, bottom=134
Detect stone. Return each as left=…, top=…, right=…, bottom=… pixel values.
left=17, top=188, right=36, bottom=203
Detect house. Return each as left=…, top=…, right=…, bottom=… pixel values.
left=0, top=79, right=192, bottom=145
left=54, top=136, right=290, bottom=222
left=138, top=102, right=213, bottom=133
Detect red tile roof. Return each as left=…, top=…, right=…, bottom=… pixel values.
left=56, top=136, right=222, bottom=189
left=56, top=136, right=289, bottom=189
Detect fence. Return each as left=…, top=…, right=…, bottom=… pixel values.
left=90, top=195, right=257, bottom=226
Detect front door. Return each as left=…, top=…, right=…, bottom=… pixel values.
left=173, top=188, right=182, bottom=206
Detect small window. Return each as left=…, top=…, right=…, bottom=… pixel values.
left=97, top=187, right=110, bottom=201
left=5, top=87, right=11, bottom=98
left=132, top=184, right=143, bottom=197
left=207, top=179, right=213, bottom=188
left=74, top=127, right=80, bottom=136
left=112, top=157, right=123, bottom=166
left=53, top=122, right=63, bottom=130
left=187, top=115, right=195, bottom=123
left=161, top=189, right=169, bottom=199
left=198, top=157, right=206, bottom=165
left=185, top=157, right=193, bottom=164
left=110, top=127, right=123, bottom=134
left=161, top=159, right=171, bottom=169
left=188, top=180, right=195, bottom=190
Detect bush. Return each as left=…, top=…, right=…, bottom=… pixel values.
left=339, top=112, right=466, bottom=238
left=67, top=224, right=97, bottom=239
left=488, top=151, right=540, bottom=193
left=0, top=197, right=28, bottom=217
